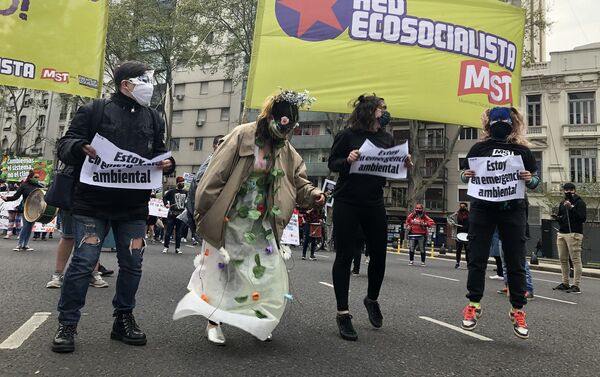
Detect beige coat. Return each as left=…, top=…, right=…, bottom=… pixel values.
left=195, top=122, right=322, bottom=249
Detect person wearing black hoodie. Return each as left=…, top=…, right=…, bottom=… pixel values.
left=1, top=171, right=43, bottom=251
left=553, top=182, right=586, bottom=294
left=329, top=94, right=412, bottom=341
left=51, top=61, right=175, bottom=353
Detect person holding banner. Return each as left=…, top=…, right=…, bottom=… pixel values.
left=51, top=61, right=175, bottom=353
left=329, top=94, right=412, bottom=341
left=1, top=171, right=43, bottom=251
left=459, top=107, right=539, bottom=340
left=173, top=90, right=325, bottom=345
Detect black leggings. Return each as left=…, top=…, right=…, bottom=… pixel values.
left=456, top=241, right=468, bottom=264
left=332, top=201, right=387, bottom=311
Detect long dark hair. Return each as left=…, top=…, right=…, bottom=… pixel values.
left=348, top=94, right=383, bottom=131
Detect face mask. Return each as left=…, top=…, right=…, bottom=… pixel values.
left=490, top=123, right=512, bottom=140
left=269, top=118, right=297, bottom=140
left=459, top=207, right=467, bottom=212
left=127, top=71, right=154, bottom=107
left=177, top=183, right=184, bottom=190
left=565, top=192, right=574, bottom=200
left=378, top=110, right=391, bottom=127
left=415, top=210, right=423, bottom=215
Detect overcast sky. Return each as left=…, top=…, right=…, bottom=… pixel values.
left=545, top=0, right=600, bottom=59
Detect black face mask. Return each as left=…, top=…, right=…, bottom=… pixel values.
left=459, top=208, right=467, bottom=212
left=415, top=210, right=423, bottom=215
left=177, top=183, right=184, bottom=190
left=378, top=111, right=391, bottom=127
left=565, top=192, right=574, bottom=200
left=490, top=123, right=512, bottom=140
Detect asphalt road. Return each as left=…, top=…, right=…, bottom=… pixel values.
left=0, top=237, right=598, bottom=377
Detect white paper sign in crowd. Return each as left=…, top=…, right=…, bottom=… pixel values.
left=148, top=198, right=169, bottom=218
left=80, top=134, right=171, bottom=190
left=281, top=213, right=300, bottom=246
left=350, top=140, right=409, bottom=179
left=0, top=192, right=21, bottom=229
left=467, top=155, right=526, bottom=202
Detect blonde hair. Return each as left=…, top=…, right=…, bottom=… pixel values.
left=479, top=107, right=530, bottom=146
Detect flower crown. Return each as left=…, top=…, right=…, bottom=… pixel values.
left=275, top=89, right=317, bottom=110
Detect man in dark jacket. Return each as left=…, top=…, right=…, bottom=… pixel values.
left=51, top=61, right=175, bottom=353
left=162, top=176, right=187, bottom=254
left=553, top=182, right=586, bottom=294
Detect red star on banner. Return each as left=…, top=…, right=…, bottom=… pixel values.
left=279, top=0, right=343, bottom=37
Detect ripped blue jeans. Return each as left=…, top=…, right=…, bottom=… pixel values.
left=57, top=215, right=146, bottom=324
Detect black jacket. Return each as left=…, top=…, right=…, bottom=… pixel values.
left=556, top=194, right=586, bottom=234
left=4, top=181, right=43, bottom=203
left=57, top=92, right=175, bottom=220
left=328, top=127, right=394, bottom=207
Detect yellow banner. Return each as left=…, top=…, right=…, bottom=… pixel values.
left=0, top=0, right=108, bottom=98
left=247, top=0, right=525, bottom=128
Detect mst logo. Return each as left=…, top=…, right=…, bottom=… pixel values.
left=458, top=60, right=512, bottom=105
left=41, top=68, right=69, bottom=83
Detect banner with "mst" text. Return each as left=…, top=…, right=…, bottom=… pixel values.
left=0, top=1, right=108, bottom=97
left=247, top=0, right=525, bottom=128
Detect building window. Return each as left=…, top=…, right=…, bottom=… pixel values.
left=568, top=92, right=595, bottom=125
left=570, top=149, right=597, bottom=183
left=393, top=129, right=410, bottom=145
left=532, top=151, right=542, bottom=182
left=223, top=79, right=232, bottom=93
left=200, top=82, right=209, bottom=95
left=38, top=115, right=46, bottom=128
left=458, top=188, right=470, bottom=202
left=194, top=137, right=203, bottom=151
left=301, top=124, right=322, bottom=136
left=425, top=188, right=444, bottom=210
left=526, top=94, right=542, bottom=126
left=23, top=93, right=31, bottom=107
left=459, top=127, right=478, bottom=140
left=220, top=108, right=230, bottom=121
left=174, top=84, right=185, bottom=96
left=19, top=115, right=26, bottom=128
left=197, top=109, right=207, bottom=122
left=172, top=111, right=183, bottom=123
left=391, top=187, right=408, bottom=208
left=170, top=138, right=180, bottom=151
left=4, top=117, right=12, bottom=130
left=205, top=31, right=214, bottom=44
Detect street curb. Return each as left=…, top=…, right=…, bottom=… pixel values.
left=386, top=247, right=600, bottom=279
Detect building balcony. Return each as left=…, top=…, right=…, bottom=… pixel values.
left=526, top=126, right=547, bottom=139
left=290, top=134, right=334, bottom=150
left=423, top=199, right=445, bottom=212
left=562, top=124, right=600, bottom=138
left=418, top=137, right=448, bottom=153
left=420, top=167, right=448, bottom=181
left=304, top=162, right=329, bottom=177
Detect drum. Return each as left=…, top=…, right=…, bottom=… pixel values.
left=24, top=188, right=58, bottom=224
left=309, top=223, right=322, bottom=238
left=456, top=233, right=469, bottom=243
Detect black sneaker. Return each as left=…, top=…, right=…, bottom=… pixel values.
left=110, top=313, right=147, bottom=346
left=363, top=296, right=383, bottom=328
left=552, top=283, right=570, bottom=291
left=454, top=263, right=459, bottom=269
left=336, top=314, right=358, bottom=341
left=98, top=264, right=114, bottom=277
left=566, top=285, right=581, bottom=294
left=51, top=323, right=77, bottom=353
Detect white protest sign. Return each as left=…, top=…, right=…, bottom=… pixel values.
left=80, top=134, right=171, bottom=190
left=350, top=140, right=409, bottom=179
left=148, top=198, right=169, bottom=218
left=0, top=192, right=22, bottom=230
left=467, top=155, right=525, bottom=202
left=281, top=213, right=300, bottom=246
left=33, top=218, right=57, bottom=233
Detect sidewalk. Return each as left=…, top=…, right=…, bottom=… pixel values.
left=387, top=247, right=600, bottom=279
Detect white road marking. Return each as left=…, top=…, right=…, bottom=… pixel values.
left=0, top=312, right=51, bottom=350
left=421, top=273, right=460, bottom=282
left=533, top=278, right=561, bottom=284
left=534, top=295, right=577, bottom=305
left=419, top=316, right=493, bottom=342
left=185, top=245, right=196, bottom=248
left=314, top=254, right=330, bottom=259
left=319, top=282, right=334, bottom=288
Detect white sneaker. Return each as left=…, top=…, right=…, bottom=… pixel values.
left=408, top=261, right=414, bottom=265
left=365, top=257, right=370, bottom=264
left=162, top=247, right=168, bottom=254
left=489, top=275, right=504, bottom=280
left=46, top=273, right=63, bottom=288
left=89, top=271, right=109, bottom=288
left=182, top=238, right=187, bottom=243
left=420, top=262, right=426, bottom=267
left=175, top=248, right=182, bottom=254
left=206, top=323, right=226, bottom=346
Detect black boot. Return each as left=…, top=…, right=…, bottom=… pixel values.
left=111, top=313, right=147, bottom=346
left=363, top=296, right=383, bottom=328
left=52, top=323, right=77, bottom=353
left=336, top=313, right=358, bottom=341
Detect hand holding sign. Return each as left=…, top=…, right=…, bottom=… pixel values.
left=349, top=140, right=409, bottom=180
left=347, top=150, right=361, bottom=164
left=467, top=156, right=526, bottom=202
left=82, top=144, right=97, bottom=159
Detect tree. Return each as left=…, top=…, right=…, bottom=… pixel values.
left=105, top=0, right=212, bottom=144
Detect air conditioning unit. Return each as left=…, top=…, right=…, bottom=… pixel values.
left=196, top=120, right=205, bottom=127
left=175, top=94, right=185, bottom=100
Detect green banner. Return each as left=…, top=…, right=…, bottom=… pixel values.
left=1, top=157, right=54, bottom=185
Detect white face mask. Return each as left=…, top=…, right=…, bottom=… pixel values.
left=127, top=70, right=154, bottom=107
